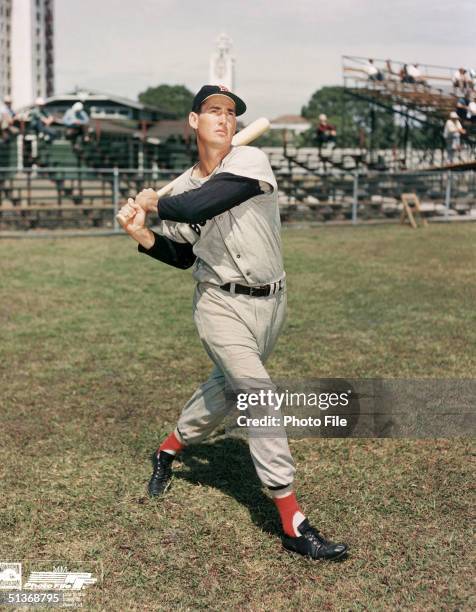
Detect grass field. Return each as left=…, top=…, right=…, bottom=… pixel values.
left=1, top=223, right=475, bottom=611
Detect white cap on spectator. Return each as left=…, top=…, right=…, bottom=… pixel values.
left=319, top=114, right=327, bottom=121
left=36, top=97, right=45, bottom=106
left=4, top=95, right=12, bottom=103
left=73, top=102, right=84, bottom=112
left=450, top=111, right=458, bottom=119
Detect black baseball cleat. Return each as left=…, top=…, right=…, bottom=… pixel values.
left=148, top=451, right=174, bottom=497
left=282, top=519, right=348, bottom=560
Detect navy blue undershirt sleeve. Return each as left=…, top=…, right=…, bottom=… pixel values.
left=157, top=172, right=264, bottom=224
left=138, top=231, right=196, bottom=269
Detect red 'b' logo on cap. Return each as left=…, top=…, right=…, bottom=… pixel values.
left=218, top=85, right=230, bottom=92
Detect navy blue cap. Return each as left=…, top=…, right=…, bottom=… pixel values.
left=192, top=85, right=246, bottom=116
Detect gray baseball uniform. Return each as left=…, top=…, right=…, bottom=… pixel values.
left=151, top=145, right=295, bottom=491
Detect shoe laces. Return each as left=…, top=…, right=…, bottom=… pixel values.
left=152, top=460, right=172, bottom=482
left=303, top=526, right=327, bottom=548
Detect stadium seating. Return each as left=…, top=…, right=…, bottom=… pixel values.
left=342, top=56, right=476, bottom=146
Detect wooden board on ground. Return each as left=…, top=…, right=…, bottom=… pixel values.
left=400, top=193, right=428, bottom=229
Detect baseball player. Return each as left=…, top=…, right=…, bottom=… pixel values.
left=118, top=85, right=348, bottom=561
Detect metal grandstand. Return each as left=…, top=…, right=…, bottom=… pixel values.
left=1, top=74, right=475, bottom=232
left=342, top=55, right=476, bottom=170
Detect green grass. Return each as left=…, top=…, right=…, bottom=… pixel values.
left=0, top=224, right=475, bottom=611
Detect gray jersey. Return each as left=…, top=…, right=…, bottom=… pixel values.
left=155, top=146, right=284, bottom=286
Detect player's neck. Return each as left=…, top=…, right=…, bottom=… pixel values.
left=195, top=143, right=231, bottom=178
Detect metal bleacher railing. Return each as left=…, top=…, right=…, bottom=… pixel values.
left=0, top=119, right=194, bottom=231
left=342, top=55, right=476, bottom=147
left=1, top=164, right=474, bottom=232
left=0, top=167, right=181, bottom=232
left=0, top=120, right=195, bottom=174
left=1, top=107, right=475, bottom=231
left=267, top=163, right=475, bottom=224
left=342, top=55, right=461, bottom=93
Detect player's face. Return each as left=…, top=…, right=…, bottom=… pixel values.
left=191, top=95, right=237, bottom=147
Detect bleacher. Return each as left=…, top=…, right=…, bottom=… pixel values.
left=0, top=119, right=194, bottom=230
left=0, top=169, right=184, bottom=230
left=261, top=56, right=476, bottom=218
left=260, top=143, right=475, bottom=222
left=268, top=165, right=476, bottom=223
left=342, top=55, right=476, bottom=148
left=264, top=146, right=455, bottom=175
left=1, top=144, right=474, bottom=230
left=1, top=75, right=475, bottom=230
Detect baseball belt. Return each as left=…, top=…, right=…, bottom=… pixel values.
left=220, top=279, right=284, bottom=297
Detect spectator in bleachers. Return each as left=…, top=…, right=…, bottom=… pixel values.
left=364, top=59, right=383, bottom=81
left=29, top=97, right=56, bottom=142
left=385, top=59, right=395, bottom=77
left=455, top=94, right=469, bottom=121
left=406, top=63, right=427, bottom=85
left=399, top=64, right=412, bottom=83
left=469, top=70, right=476, bottom=90
left=467, top=93, right=476, bottom=123
left=452, top=67, right=471, bottom=92
left=443, top=111, right=465, bottom=163
left=315, top=114, right=336, bottom=149
left=0, top=95, right=20, bottom=143
left=63, top=101, right=90, bottom=149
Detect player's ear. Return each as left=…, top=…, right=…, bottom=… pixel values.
left=189, top=112, right=198, bottom=130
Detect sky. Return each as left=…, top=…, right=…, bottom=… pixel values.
left=55, top=0, right=475, bottom=122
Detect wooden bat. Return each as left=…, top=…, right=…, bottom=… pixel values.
left=116, top=117, right=270, bottom=225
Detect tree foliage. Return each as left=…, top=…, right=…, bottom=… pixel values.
left=300, top=86, right=397, bottom=148
left=138, top=84, right=194, bottom=119
left=300, top=85, right=443, bottom=149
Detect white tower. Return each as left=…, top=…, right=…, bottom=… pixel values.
left=208, top=33, right=235, bottom=91
left=4, top=0, right=55, bottom=108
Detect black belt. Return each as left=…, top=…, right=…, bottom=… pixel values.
left=220, top=280, right=284, bottom=297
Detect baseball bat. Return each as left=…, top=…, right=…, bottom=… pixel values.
left=116, top=117, right=270, bottom=225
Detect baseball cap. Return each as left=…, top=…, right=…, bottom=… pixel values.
left=72, top=102, right=84, bottom=112
left=192, top=85, right=246, bottom=116
left=450, top=111, right=458, bottom=119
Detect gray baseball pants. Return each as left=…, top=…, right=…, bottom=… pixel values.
left=174, top=282, right=295, bottom=492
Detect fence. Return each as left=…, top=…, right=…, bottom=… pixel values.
left=0, top=167, right=474, bottom=232
left=265, top=146, right=476, bottom=174
left=0, top=167, right=179, bottom=232
left=0, top=123, right=194, bottom=173
left=277, top=169, right=475, bottom=223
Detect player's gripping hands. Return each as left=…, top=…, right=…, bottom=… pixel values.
left=117, top=197, right=155, bottom=249
left=135, top=188, right=159, bottom=213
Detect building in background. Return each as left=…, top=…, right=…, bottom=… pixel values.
left=39, top=88, right=174, bottom=122
left=0, top=0, right=12, bottom=99
left=0, top=0, right=54, bottom=108
left=208, top=33, right=235, bottom=91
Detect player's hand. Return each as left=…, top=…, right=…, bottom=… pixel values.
left=117, top=198, right=146, bottom=234
left=135, top=188, right=159, bottom=213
